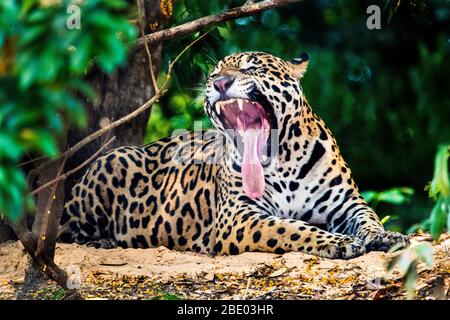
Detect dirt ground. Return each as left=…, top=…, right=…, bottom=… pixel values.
left=0, top=234, right=448, bottom=300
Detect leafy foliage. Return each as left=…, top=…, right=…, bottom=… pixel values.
left=386, top=145, right=448, bottom=299
left=362, top=187, right=414, bottom=206
left=386, top=242, right=434, bottom=299
left=362, top=187, right=414, bottom=227
left=0, top=0, right=136, bottom=221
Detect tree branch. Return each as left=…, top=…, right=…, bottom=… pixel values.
left=36, top=89, right=165, bottom=173
left=29, top=136, right=116, bottom=197
left=136, top=0, right=303, bottom=46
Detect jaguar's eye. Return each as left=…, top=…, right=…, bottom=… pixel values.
left=242, top=66, right=258, bottom=72
left=209, top=71, right=219, bottom=79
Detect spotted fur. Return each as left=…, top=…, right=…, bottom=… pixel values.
left=58, top=52, right=408, bottom=259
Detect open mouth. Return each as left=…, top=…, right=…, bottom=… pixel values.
left=214, top=97, right=276, bottom=199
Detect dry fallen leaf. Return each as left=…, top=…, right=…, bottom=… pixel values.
left=268, top=268, right=288, bottom=278
left=204, top=273, right=216, bottom=282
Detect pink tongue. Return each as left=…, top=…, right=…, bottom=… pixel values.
left=242, top=128, right=265, bottom=199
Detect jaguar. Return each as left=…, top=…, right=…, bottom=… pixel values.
left=58, top=51, right=409, bottom=259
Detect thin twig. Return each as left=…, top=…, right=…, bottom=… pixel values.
left=137, top=0, right=303, bottom=46
left=30, top=136, right=116, bottom=196
left=162, top=29, right=213, bottom=90
left=243, top=277, right=251, bottom=300
left=18, top=154, right=50, bottom=167
left=136, top=0, right=159, bottom=92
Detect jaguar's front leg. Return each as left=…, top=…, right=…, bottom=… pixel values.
left=327, top=201, right=409, bottom=252
left=214, top=208, right=366, bottom=259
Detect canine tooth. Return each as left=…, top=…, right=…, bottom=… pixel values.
left=237, top=99, right=244, bottom=111
left=215, top=103, right=221, bottom=115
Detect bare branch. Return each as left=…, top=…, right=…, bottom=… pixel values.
left=137, top=0, right=303, bottom=46
left=18, top=155, right=50, bottom=167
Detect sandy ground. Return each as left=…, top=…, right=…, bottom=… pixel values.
left=0, top=234, right=449, bottom=300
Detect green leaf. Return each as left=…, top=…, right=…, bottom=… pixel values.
left=386, top=250, right=414, bottom=278
left=414, top=243, right=434, bottom=267
left=0, top=133, right=22, bottom=161
left=0, top=167, right=27, bottom=222
left=193, top=54, right=209, bottom=74
left=102, top=0, right=128, bottom=10
left=20, top=0, right=37, bottom=16
left=378, top=188, right=413, bottom=205
left=404, top=262, right=418, bottom=300
left=362, top=187, right=414, bottom=205
left=18, top=62, right=37, bottom=89
left=19, top=129, right=59, bottom=156
left=429, top=145, right=450, bottom=198
left=429, top=198, right=448, bottom=240
left=380, top=215, right=391, bottom=225
left=217, top=25, right=231, bottom=40
left=18, top=24, right=46, bottom=46
left=361, top=190, right=376, bottom=202
left=69, top=37, right=92, bottom=74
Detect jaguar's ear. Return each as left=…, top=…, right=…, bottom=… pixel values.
left=288, top=52, right=309, bottom=78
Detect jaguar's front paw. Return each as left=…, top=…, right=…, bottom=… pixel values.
left=321, top=235, right=366, bottom=260
left=364, top=231, right=409, bottom=252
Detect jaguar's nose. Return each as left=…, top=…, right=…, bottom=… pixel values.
left=213, top=76, right=235, bottom=95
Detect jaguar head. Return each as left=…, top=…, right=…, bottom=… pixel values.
left=204, top=51, right=309, bottom=199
